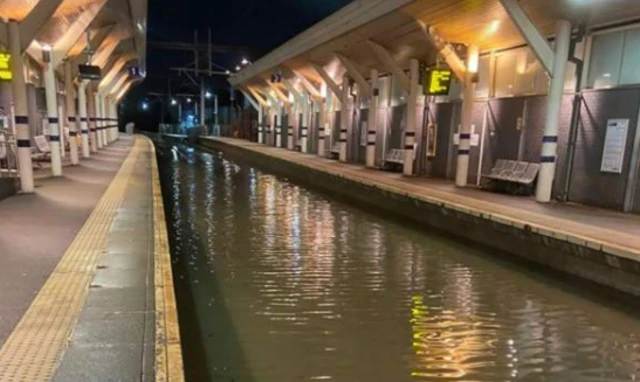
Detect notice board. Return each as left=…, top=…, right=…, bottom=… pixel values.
left=600, top=118, right=629, bottom=174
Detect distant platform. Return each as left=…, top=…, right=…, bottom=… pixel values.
left=202, top=137, right=640, bottom=297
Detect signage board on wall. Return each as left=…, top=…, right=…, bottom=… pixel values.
left=0, top=53, right=11, bottom=80
left=601, top=118, right=629, bottom=174
left=425, top=69, right=452, bottom=96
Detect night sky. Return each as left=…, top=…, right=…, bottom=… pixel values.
left=124, top=0, right=355, bottom=129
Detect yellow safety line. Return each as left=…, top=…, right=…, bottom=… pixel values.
left=148, top=136, right=185, bottom=382
left=0, top=137, right=142, bottom=382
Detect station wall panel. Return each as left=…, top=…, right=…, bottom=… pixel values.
left=569, top=88, right=640, bottom=210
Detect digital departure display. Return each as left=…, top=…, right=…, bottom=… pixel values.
left=0, top=53, right=12, bottom=81
left=426, top=68, right=452, bottom=96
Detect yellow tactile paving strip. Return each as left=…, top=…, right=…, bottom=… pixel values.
left=148, top=137, right=185, bottom=382
left=0, top=137, right=142, bottom=382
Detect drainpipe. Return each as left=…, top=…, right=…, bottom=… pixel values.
left=562, top=25, right=586, bottom=202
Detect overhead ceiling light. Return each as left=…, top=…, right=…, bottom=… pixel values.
left=488, top=20, right=501, bottom=34
left=225, top=70, right=231, bottom=75
left=235, top=65, right=241, bottom=71
left=241, top=58, right=250, bottom=65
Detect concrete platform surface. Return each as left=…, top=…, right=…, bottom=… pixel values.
left=0, top=136, right=184, bottom=382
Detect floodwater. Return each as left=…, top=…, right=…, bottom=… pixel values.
left=157, top=142, right=640, bottom=382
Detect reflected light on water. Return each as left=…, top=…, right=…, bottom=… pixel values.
left=158, top=143, right=640, bottom=382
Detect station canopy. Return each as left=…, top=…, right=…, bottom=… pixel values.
left=0, top=0, right=147, bottom=85
left=230, top=0, right=640, bottom=89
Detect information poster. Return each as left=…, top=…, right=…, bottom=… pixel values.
left=601, top=118, right=629, bottom=174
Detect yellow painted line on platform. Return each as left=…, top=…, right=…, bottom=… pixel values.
left=0, top=138, right=141, bottom=382
left=148, top=137, right=185, bottom=382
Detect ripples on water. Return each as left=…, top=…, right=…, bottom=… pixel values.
left=157, top=143, right=640, bottom=382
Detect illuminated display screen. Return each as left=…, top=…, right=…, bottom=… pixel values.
left=0, top=53, right=12, bottom=81
left=426, top=69, right=452, bottom=96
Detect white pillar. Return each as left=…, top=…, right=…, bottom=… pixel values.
left=100, top=96, right=108, bottom=145
left=110, top=101, right=118, bottom=141
left=284, top=103, right=292, bottom=150
left=339, top=75, right=350, bottom=162
left=8, top=21, right=34, bottom=192
left=455, top=45, right=479, bottom=187
left=317, top=99, right=326, bottom=158
left=366, top=69, right=379, bottom=168
left=301, top=92, right=310, bottom=153
left=258, top=106, right=264, bottom=144
left=64, top=62, right=78, bottom=165
left=200, top=80, right=206, bottom=128
left=94, top=92, right=103, bottom=149
left=536, top=20, right=572, bottom=203
left=42, top=47, right=62, bottom=176
left=78, top=81, right=90, bottom=158
left=403, top=59, right=420, bottom=176
left=87, top=83, right=98, bottom=152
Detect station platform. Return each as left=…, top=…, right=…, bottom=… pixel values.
left=0, top=136, right=183, bottom=382
left=202, top=137, right=640, bottom=296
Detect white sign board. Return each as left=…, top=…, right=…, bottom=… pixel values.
left=601, top=118, right=629, bottom=174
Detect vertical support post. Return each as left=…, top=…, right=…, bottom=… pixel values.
left=455, top=45, right=479, bottom=187
left=87, top=82, right=98, bottom=152
left=200, top=79, right=206, bottom=128
left=94, top=92, right=103, bottom=149
left=367, top=69, right=379, bottom=168
left=286, top=102, right=293, bottom=150
left=100, top=96, right=106, bottom=146
left=78, top=80, right=90, bottom=158
left=8, top=21, right=34, bottom=192
left=64, top=61, right=79, bottom=165
left=214, top=94, right=219, bottom=135
left=301, top=92, right=309, bottom=153
left=339, top=75, right=350, bottom=162
left=111, top=101, right=118, bottom=141
left=536, top=20, right=571, bottom=202
left=403, top=59, right=420, bottom=176
left=43, top=47, right=62, bottom=176
left=317, top=99, right=326, bottom=157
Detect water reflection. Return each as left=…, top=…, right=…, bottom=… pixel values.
left=158, top=143, right=640, bottom=382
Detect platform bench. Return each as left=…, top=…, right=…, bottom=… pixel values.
left=482, top=159, right=540, bottom=195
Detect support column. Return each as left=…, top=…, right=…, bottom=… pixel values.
left=42, top=47, right=62, bottom=176
left=258, top=105, right=264, bottom=144
left=110, top=101, right=118, bottom=141
left=301, top=92, right=310, bottom=153
left=317, top=99, right=326, bottom=158
left=403, top=59, right=420, bottom=176
left=366, top=69, right=379, bottom=168
left=455, top=45, right=479, bottom=187
left=78, top=80, right=90, bottom=158
left=536, top=20, right=571, bottom=203
left=339, top=75, right=350, bottom=162
left=87, top=83, right=98, bottom=152
left=64, top=61, right=79, bottom=165
left=100, top=96, right=108, bottom=145
left=94, top=92, right=103, bottom=149
left=200, top=80, right=206, bottom=128
left=285, top=103, right=293, bottom=150
left=8, top=21, right=34, bottom=192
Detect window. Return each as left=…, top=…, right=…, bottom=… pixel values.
left=475, top=55, right=491, bottom=98
left=585, top=27, right=640, bottom=89
left=587, top=31, right=624, bottom=89
left=494, top=47, right=548, bottom=97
